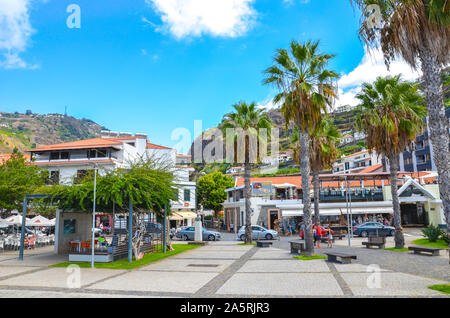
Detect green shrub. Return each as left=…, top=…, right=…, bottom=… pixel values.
left=421, top=225, right=443, bottom=242
left=440, top=231, right=449, bottom=245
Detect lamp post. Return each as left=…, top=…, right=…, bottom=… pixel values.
left=91, top=164, right=98, bottom=269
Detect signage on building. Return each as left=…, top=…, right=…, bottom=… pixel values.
left=252, top=182, right=272, bottom=196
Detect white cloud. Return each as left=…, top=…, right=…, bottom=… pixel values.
left=336, top=48, right=421, bottom=108
left=145, top=0, right=256, bottom=39
left=257, top=96, right=281, bottom=111
left=0, top=0, right=37, bottom=69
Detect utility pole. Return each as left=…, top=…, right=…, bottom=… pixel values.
left=91, top=167, right=97, bottom=269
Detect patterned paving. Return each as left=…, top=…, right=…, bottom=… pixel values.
left=0, top=243, right=448, bottom=298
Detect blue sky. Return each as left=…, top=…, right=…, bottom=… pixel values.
left=0, top=0, right=419, bottom=152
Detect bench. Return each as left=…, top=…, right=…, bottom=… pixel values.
left=257, top=241, right=273, bottom=248
left=325, top=252, right=357, bottom=264
left=408, top=245, right=442, bottom=256
left=334, top=233, right=346, bottom=240
left=362, top=235, right=386, bottom=249
left=289, top=240, right=305, bottom=254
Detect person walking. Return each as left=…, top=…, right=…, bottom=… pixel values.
left=327, top=227, right=334, bottom=248
left=315, top=223, right=323, bottom=249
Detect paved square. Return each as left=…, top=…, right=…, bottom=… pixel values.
left=341, top=272, right=446, bottom=296
left=171, top=250, right=247, bottom=260
left=0, top=266, right=40, bottom=279
left=333, top=263, right=392, bottom=273
left=216, top=273, right=344, bottom=296
left=238, top=259, right=330, bottom=273
left=87, top=271, right=218, bottom=293
left=0, top=268, right=126, bottom=289
left=138, top=258, right=234, bottom=272
left=251, top=248, right=295, bottom=260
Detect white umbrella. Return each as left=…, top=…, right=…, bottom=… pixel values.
left=0, top=218, right=8, bottom=229
left=29, top=215, right=53, bottom=227
left=4, top=215, right=31, bottom=226
left=50, top=218, right=56, bottom=226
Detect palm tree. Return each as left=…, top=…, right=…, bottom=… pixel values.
left=219, top=102, right=273, bottom=244
left=310, top=118, right=341, bottom=226
left=355, top=75, right=426, bottom=249
left=264, top=40, right=339, bottom=255
left=351, top=0, right=450, bottom=251
left=292, top=118, right=341, bottom=226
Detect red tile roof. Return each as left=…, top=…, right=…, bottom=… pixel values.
left=0, top=153, right=31, bottom=164
left=234, top=171, right=437, bottom=189
left=359, top=164, right=384, bottom=173
left=29, top=159, right=114, bottom=166
left=146, top=143, right=172, bottom=150
left=29, top=138, right=124, bottom=152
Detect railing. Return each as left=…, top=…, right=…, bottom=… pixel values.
left=319, top=189, right=384, bottom=202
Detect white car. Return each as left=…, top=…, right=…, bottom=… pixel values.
left=238, top=225, right=278, bottom=241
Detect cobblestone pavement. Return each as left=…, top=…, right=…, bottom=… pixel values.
left=0, top=241, right=448, bottom=298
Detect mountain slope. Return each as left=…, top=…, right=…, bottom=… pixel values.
left=0, top=111, right=107, bottom=153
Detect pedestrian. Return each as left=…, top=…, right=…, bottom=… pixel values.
left=327, top=227, right=333, bottom=248
left=230, top=223, right=234, bottom=233
left=313, top=224, right=317, bottom=246
left=316, top=223, right=323, bottom=249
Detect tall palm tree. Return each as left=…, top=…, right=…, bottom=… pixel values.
left=292, top=118, right=341, bottom=226
left=355, top=75, right=426, bottom=249
left=351, top=0, right=450, bottom=251
left=310, top=118, right=341, bottom=226
left=264, top=40, right=339, bottom=255
left=220, top=102, right=273, bottom=244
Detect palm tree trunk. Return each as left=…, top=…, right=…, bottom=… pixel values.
left=299, top=129, right=314, bottom=256
left=419, top=50, right=450, bottom=258
left=389, top=154, right=404, bottom=249
left=244, top=161, right=252, bottom=244
left=312, top=168, right=320, bottom=226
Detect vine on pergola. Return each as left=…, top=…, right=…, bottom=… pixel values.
left=37, top=157, right=178, bottom=254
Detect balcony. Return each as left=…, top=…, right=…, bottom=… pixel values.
left=319, top=189, right=384, bottom=202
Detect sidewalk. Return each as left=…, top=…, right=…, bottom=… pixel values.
left=0, top=242, right=448, bottom=297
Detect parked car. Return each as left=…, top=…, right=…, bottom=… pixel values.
left=176, top=227, right=221, bottom=241
left=353, top=222, right=395, bottom=237
left=238, top=225, right=278, bottom=241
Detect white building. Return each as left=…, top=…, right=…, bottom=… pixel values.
left=333, top=149, right=383, bottom=174
left=28, top=132, right=196, bottom=219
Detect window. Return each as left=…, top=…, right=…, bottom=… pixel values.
left=50, top=152, right=59, bottom=160
left=172, top=188, right=179, bottom=201
left=49, top=152, right=69, bottom=160
left=74, top=170, right=89, bottom=184
left=48, top=171, right=60, bottom=185
left=184, top=189, right=190, bottom=202
left=88, top=149, right=108, bottom=159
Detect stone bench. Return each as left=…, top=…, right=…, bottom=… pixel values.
left=325, top=252, right=357, bottom=264
left=256, top=241, right=273, bottom=248
left=362, top=235, right=386, bottom=249
left=289, top=240, right=305, bottom=254
left=408, top=245, right=442, bottom=256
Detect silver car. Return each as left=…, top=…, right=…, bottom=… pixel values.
left=238, top=225, right=277, bottom=241
left=177, top=226, right=221, bottom=241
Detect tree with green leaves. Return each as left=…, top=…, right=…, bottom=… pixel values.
left=38, top=158, right=177, bottom=256
left=0, top=151, right=46, bottom=217
left=197, top=171, right=235, bottom=218
left=264, top=40, right=339, bottom=255
left=292, top=118, right=341, bottom=226
left=351, top=0, right=450, bottom=252
left=219, top=102, right=273, bottom=244
left=356, top=75, right=427, bottom=249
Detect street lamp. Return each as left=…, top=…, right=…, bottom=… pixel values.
left=91, top=163, right=98, bottom=269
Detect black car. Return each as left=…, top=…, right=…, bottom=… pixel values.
left=353, top=222, right=395, bottom=237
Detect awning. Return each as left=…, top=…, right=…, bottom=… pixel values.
left=169, top=212, right=184, bottom=221
left=29, top=215, right=53, bottom=227
left=176, top=211, right=197, bottom=219
left=4, top=215, right=31, bottom=226
left=281, top=206, right=393, bottom=217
